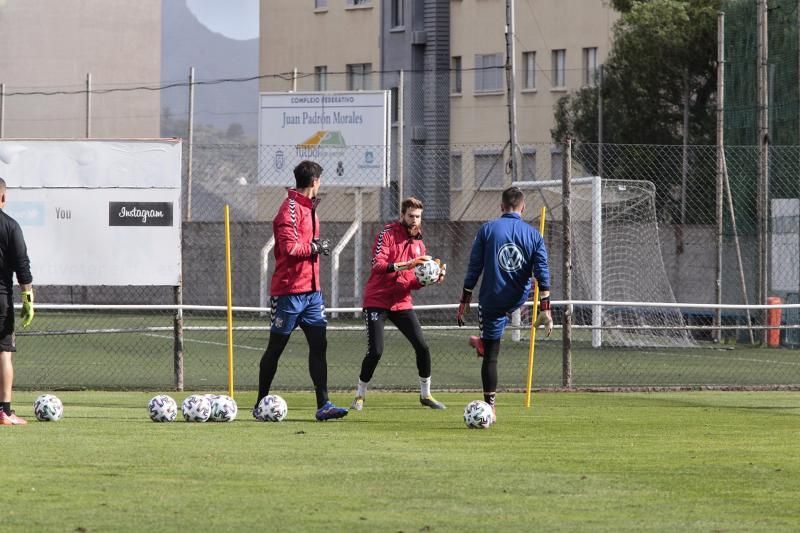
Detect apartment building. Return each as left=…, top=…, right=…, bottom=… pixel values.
left=0, top=0, right=161, bottom=138
left=260, top=0, right=617, bottom=220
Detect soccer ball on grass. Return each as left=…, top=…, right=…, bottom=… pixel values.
left=209, top=395, right=238, bottom=422
left=182, top=394, right=211, bottom=422
left=148, top=394, right=178, bottom=422
left=33, top=394, right=64, bottom=422
left=463, top=400, right=494, bottom=429
left=253, top=394, right=288, bottom=422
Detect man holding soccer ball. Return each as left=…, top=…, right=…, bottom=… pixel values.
left=350, top=197, right=447, bottom=411
left=456, top=186, right=552, bottom=420
left=255, top=161, right=348, bottom=421
left=0, top=178, right=34, bottom=425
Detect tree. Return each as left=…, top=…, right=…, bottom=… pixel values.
left=226, top=122, right=245, bottom=139
left=552, top=0, right=720, bottom=224
left=552, top=0, right=720, bottom=146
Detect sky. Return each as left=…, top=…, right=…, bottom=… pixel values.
left=185, top=0, right=259, bottom=41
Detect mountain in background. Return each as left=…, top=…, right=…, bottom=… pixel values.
left=161, top=0, right=258, bottom=140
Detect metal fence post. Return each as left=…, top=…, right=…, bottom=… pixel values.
left=85, top=73, right=91, bottom=138
left=187, top=67, right=195, bottom=222
left=0, top=83, right=5, bottom=138
left=173, top=284, right=184, bottom=391
left=562, top=139, right=573, bottom=388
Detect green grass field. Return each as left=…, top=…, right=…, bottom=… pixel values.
left=4, top=391, right=799, bottom=531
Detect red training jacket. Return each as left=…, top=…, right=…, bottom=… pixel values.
left=270, top=189, right=321, bottom=296
left=362, top=221, right=426, bottom=311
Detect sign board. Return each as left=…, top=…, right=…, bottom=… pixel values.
left=258, top=91, right=390, bottom=188
left=0, top=139, right=182, bottom=286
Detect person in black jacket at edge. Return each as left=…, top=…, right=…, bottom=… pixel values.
left=0, top=177, right=34, bottom=425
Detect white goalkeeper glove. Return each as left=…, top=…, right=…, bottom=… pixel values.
left=533, top=296, right=553, bottom=337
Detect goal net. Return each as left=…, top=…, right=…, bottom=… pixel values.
left=528, top=178, right=695, bottom=348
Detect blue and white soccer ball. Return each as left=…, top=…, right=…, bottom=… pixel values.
left=463, top=400, right=494, bottom=429
left=253, top=394, right=288, bottom=422
left=414, top=259, right=441, bottom=286
left=33, top=394, right=63, bottom=422
left=148, top=394, right=178, bottom=422
left=209, top=395, right=238, bottom=422
left=182, top=394, right=211, bottom=422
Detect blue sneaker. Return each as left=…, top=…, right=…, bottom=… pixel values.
left=315, top=401, right=348, bottom=421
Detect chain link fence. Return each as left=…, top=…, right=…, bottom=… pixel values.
left=14, top=138, right=800, bottom=391
left=1, top=64, right=797, bottom=390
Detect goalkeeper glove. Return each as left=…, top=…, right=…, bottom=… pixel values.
left=310, top=239, right=331, bottom=256
left=434, top=259, right=446, bottom=284
left=393, top=255, right=431, bottom=271
left=533, top=296, right=553, bottom=337
left=457, top=288, right=472, bottom=327
left=20, top=290, right=34, bottom=328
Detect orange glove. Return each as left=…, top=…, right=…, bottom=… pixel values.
left=434, top=258, right=446, bottom=283
left=394, top=255, right=431, bottom=271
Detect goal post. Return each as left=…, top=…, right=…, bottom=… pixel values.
left=514, top=176, right=694, bottom=348
left=514, top=176, right=603, bottom=347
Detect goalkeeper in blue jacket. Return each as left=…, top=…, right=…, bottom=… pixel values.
left=456, top=186, right=552, bottom=420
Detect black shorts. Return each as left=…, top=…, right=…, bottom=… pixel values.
left=0, top=298, right=16, bottom=352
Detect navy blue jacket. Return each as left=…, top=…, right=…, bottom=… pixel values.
left=463, top=212, right=550, bottom=313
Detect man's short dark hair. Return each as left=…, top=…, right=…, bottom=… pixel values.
left=502, top=186, right=524, bottom=210
left=0, top=178, right=6, bottom=193
left=294, top=160, right=323, bottom=188
left=401, top=196, right=423, bottom=214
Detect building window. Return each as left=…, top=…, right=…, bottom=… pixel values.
left=474, top=151, right=506, bottom=189
left=315, top=0, right=327, bottom=9
left=451, top=56, right=462, bottom=94
left=347, top=0, right=371, bottom=5
left=451, top=152, right=462, bottom=189
left=551, top=148, right=563, bottom=181
left=390, top=87, right=399, bottom=123
left=314, top=66, right=327, bottom=91
left=475, top=53, right=503, bottom=93
left=347, top=63, right=372, bottom=90
left=521, top=148, right=536, bottom=181
left=552, top=49, right=566, bottom=88
left=523, top=51, right=536, bottom=90
left=583, top=47, right=598, bottom=86
left=391, top=0, right=404, bottom=27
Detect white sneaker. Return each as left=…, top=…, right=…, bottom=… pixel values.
left=351, top=395, right=364, bottom=411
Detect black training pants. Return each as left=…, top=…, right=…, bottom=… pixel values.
left=359, top=308, right=431, bottom=383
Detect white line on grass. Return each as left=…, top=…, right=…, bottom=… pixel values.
left=143, top=333, right=264, bottom=352
left=641, top=351, right=800, bottom=367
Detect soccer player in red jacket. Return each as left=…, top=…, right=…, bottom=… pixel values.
left=255, top=160, right=348, bottom=421
left=350, top=197, right=447, bottom=411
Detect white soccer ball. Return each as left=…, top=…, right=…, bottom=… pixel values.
left=414, top=259, right=441, bottom=286
left=33, top=394, right=63, bottom=422
left=253, top=394, right=288, bottom=422
left=148, top=394, right=178, bottom=422
left=463, top=400, right=494, bottom=429
left=209, top=395, right=238, bottom=422
left=182, top=394, right=211, bottom=422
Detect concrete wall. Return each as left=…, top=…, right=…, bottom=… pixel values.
left=0, top=0, right=161, bottom=138
left=260, top=0, right=380, bottom=93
